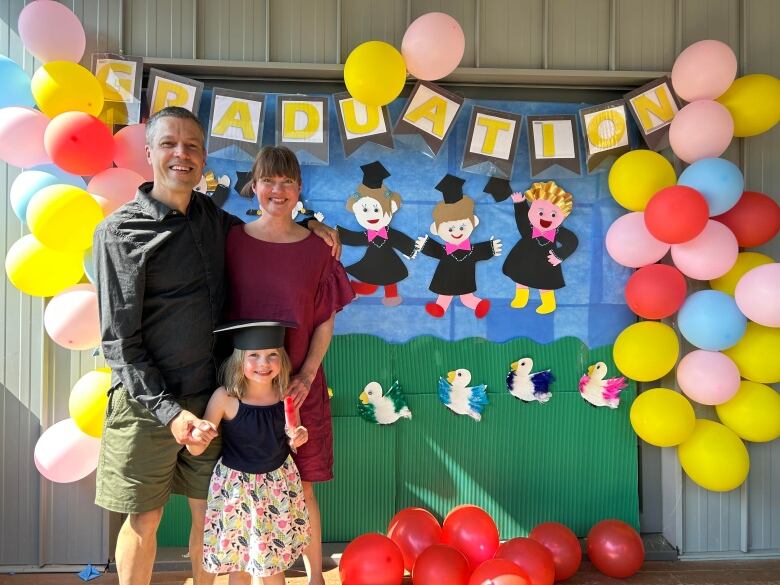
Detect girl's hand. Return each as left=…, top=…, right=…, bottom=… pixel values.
left=511, top=192, right=525, bottom=203
left=286, top=372, right=314, bottom=409
left=288, top=425, right=309, bottom=449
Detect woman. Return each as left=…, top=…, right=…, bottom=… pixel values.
left=225, top=146, right=354, bottom=585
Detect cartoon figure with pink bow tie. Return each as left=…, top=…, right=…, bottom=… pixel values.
left=337, top=161, right=417, bottom=307
left=503, top=181, right=578, bottom=315
left=415, top=174, right=503, bottom=319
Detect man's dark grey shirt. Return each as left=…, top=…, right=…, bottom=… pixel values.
left=93, top=183, right=242, bottom=425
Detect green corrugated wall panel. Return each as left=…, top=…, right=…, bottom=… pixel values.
left=159, top=334, right=638, bottom=544
left=158, top=494, right=191, bottom=547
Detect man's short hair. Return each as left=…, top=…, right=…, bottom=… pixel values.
left=145, top=106, right=206, bottom=146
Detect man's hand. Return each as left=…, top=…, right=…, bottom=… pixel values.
left=170, top=410, right=218, bottom=446
left=286, top=373, right=314, bottom=409
left=308, top=220, right=342, bottom=260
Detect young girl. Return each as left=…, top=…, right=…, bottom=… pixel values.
left=188, top=320, right=311, bottom=585
left=502, top=180, right=578, bottom=314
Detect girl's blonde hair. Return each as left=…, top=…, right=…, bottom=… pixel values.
left=525, top=181, right=574, bottom=216
left=431, top=196, right=476, bottom=228
left=219, top=347, right=292, bottom=400
left=346, top=184, right=402, bottom=216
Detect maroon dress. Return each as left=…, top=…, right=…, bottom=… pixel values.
left=225, top=226, right=355, bottom=482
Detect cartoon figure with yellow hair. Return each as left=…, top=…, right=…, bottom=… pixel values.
left=503, top=181, right=578, bottom=314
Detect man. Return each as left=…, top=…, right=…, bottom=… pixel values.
left=93, top=106, right=339, bottom=585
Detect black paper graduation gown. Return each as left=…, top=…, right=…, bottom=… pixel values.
left=420, top=238, right=495, bottom=296
left=502, top=200, right=578, bottom=290
left=337, top=226, right=416, bottom=286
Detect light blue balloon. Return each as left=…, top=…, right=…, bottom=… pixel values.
left=83, top=248, right=95, bottom=284
left=678, top=290, right=747, bottom=351
left=29, top=164, right=88, bottom=189
left=9, top=171, right=62, bottom=222
left=678, top=157, right=744, bottom=216
left=0, top=56, right=35, bottom=109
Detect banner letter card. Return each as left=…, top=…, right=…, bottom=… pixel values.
left=526, top=114, right=581, bottom=177
left=276, top=95, right=329, bottom=165
left=624, top=76, right=681, bottom=151
left=461, top=106, right=522, bottom=179
left=146, top=68, right=204, bottom=116
left=333, top=92, right=394, bottom=157
left=578, top=100, right=630, bottom=172
left=91, top=53, right=143, bottom=126
left=394, top=81, right=464, bottom=157
left=208, top=89, right=265, bottom=161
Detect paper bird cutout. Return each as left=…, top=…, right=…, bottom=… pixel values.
left=358, top=380, right=412, bottom=424
left=506, top=357, right=554, bottom=403
left=579, top=362, right=627, bottom=409
left=438, top=368, right=488, bottom=421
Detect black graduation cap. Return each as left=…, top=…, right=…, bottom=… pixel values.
left=214, top=320, right=297, bottom=350
left=360, top=161, right=390, bottom=189
left=483, top=177, right=513, bottom=203
left=435, top=174, right=466, bottom=204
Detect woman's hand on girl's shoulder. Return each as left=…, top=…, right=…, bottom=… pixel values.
left=288, top=425, right=308, bottom=449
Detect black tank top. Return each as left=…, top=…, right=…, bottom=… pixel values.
left=220, top=400, right=290, bottom=474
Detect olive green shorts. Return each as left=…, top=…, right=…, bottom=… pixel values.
left=95, top=386, right=221, bottom=514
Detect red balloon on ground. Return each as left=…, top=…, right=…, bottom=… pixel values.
left=495, top=537, right=556, bottom=585
left=468, top=558, right=532, bottom=585
left=586, top=519, right=645, bottom=579
left=387, top=507, right=442, bottom=572
left=441, top=505, right=500, bottom=571
left=625, top=264, right=687, bottom=319
left=339, top=533, right=404, bottom=585
left=713, top=191, right=780, bottom=247
left=412, top=544, right=470, bottom=585
left=528, top=522, right=582, bottom=582
left=44, top=111, right=115, bottom=176
left=644, top=185, right=709, bottom=244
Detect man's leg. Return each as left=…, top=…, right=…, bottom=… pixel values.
left=115, top=507, right=163, bottom=585
left=188, top=498, right=216, bottom=585
left=301, top=481, right=325, bottom=585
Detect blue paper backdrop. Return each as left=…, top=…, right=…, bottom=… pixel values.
left=198, top=91, right=635, bottom=348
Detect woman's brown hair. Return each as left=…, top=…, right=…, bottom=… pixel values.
left=240, top=145, right=302, bottom=197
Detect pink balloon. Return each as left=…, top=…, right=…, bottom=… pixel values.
left=18, top=0, right=86, bottom=63
left=677, top=350, right=740, bottom=405
left=669, top=101, right=734, bottom=163
left=0, top=107, right=51, bottom=168
left=735, top=263, right=780, bottom=327
left=88, top=168, right=144, bottom=215
left=113, top=124, right=154, bottom=181
left=34, top=418, right=100, bottom=483
left=606, top=212, right=670, bottom=268
left=671, top=40, right=737, bottom=102
left=43, top=284, right=101, bottom=351
left=402, top=12, right=465, bottom=81
left=671, top=220, right=738, bottom=280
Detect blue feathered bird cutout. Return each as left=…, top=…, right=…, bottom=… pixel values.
left=357, top=380, right=412, bottom=424
left=438, top=368, right=488, bottom=421
left=506, top=357, right=554, bottom=404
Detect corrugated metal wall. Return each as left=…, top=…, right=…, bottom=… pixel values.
left=1, top=0, right=778, bottom=566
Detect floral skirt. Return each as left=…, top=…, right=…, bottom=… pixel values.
left=202, top=456, right=310, bottom=577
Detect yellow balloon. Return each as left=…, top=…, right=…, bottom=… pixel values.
left=27, top=185, right=104, bottom=252
left=69, top=368, right=112, bottom=438
left=5, top=234, right=84, bottom=297
left=630, top=388, right=695, bottom=447
left=716, top=381, right=780, bottom=443
left=678, top=419, right=749, bottom=492
left=31, top=61, right=104, bottom=118
left=608, top=150, right=677, bottom=211
left=717, top=74, right=780, bottom=137
left=613, top=321, right=679, bottom=382
left=344, top=41, right=406, bottom=106
left=723, top=321, right=780, bottom=384
left=710, top=252, right=774, bottom=296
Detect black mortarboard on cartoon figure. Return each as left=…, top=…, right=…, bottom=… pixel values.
left=435, top=174, right=466, bottom=204
left=214, top=320, right=297, bottom=350
left=483, top=176, right=513, bottom=203
left=360, top=161, right=391, bottom=189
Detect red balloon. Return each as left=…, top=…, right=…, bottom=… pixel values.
left=586, top=520, right=645, bottom=579
left=644, top=185, right=709, bottom=244
left=387, top=507, right=442, bottom=572
left=339, top=533, right=404, bottom=585
left=713, top=191, right=780, bottom=247
left=528, top=522, right=581, bottom=582
left=412, top=544, right=470, bottom=585
left=625, top=264, right=687, bottom=319
left=44, top=111, right=115, bottom=176
left=495, top=537, right=556, bottom=585
left=441, top=505, right=500, bottom=571
left=468, top=558, right=532, bottom=585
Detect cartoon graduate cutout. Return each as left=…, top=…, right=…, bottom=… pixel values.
left=337, top=161, right=417, bottom=306
left=502, top=180, right=578, bottom=314
left=416, top=174, right=502, bottom=319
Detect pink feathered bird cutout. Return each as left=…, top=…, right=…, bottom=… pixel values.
left=579, top=362, right=627, bottom=409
